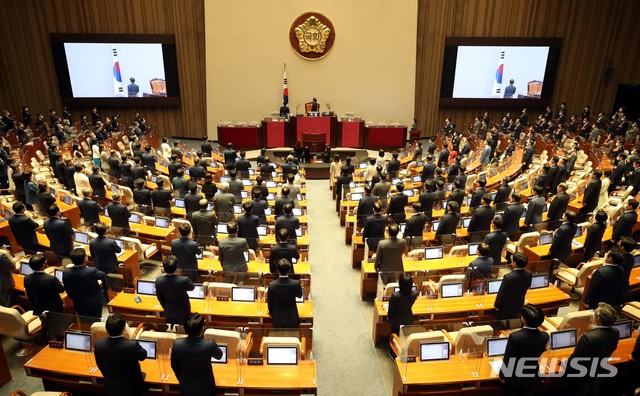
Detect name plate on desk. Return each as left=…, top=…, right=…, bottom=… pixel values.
left=248, top=358, right=264, bottom=366
left=404, top=355, right=417, bottom=363
left=48, top=340, right=64, bottom=349
left=217, top=296, right=229, bottom=301
left=368, top=258, right=375, bottom=263
left=356, top=233, right=363, bottom=236
left=123, top=287, right=135, bottom=294
left=381, top=296, right=390, bottom=302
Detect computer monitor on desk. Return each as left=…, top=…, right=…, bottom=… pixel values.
left=257, top=225, right=267, bottom=236
left=136, top=280, right=156, bottom=296
left=424, top=246, right=443, bottom=260
left=137, top=340, right=157, bottom=359
left=550, top=329, right=577, bottom=350
left=231, top=286, right=256, bottom=302
left=419, top=342, right=450, bottom=362
left=63, top=195, right=73, bottom=205
left=74, top=232, right=89, bottom=244
left=267, top=346, right=298, bottom=365
left=265, top=181, right=277, bottom=188
left=431, top=221, right=439, bottom=233
left=55, top=269, right=64, bottom=283
left=292, top=208, right=303, bottom=216
left=211, top=345, right=228, bottom=364
left=155, top=217, right=170, bottom=228
left=129, top=213, right=141, bottom=224
left=487, top=279, right=503, bottom=294
left=468, top=242, right=480, bottom=256
left=486, top=337, right=509, bottom=357
left=65, top=331, right=92, bottom=352
left=350, top=193, right=363, bottom=201
left=539, top=233, right=553, bottom=246
left=174, top=198, right=185, bottom=208
left=440, top=282, right=464, bottom=298
left=187, top=284, right=205, bottom=300
left=530, top=273, right=549, bottom=289
left=217, top=223, right=228, bottom=234
left=613, top=320, right=632, bottom=339
left=20, top=262, right=34, bottom=276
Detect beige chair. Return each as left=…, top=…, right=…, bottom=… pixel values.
left=464, top=174, right=476, bottom=192
left=506, top=232, right=540, bottom=255
left=204, top=328, right=252, bottom=359
left=206, top=282, right=235, bottom=298
left=171, top=218, right=193, bottom=238
left=260, top=336, right=305, bottom=360
left=442, top=325, right=493, bottom=354
left=622, top=301, right=640, bottom=322
left=542, top=310, right=593, bottom=337
left=407, top=248, right=425, bottom=260
left=555, top=259, right=604, bottom=297
left=389, top=330, right=446, bottom=357
left=383, top=282, right=399, bottom=297
left=91, top=321, right=137, bottom=339
left=120, top=186, right=135, bottom=208
left=431, top=274, right=466, bottom=296
left=449, top=245, right=468, bottom=257
left=0, top=305, right=43, bottom=356
left=120, top=236, right=158, bottom=262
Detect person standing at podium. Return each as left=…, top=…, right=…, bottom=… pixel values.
left=310, top=97, right=319, bottom=114
left=279, top=102, right=290, bottom=118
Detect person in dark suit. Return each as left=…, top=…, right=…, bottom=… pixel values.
left=499, top=304, right=549, bottom=396
left=521, top=141, right=534, bottom=170
left=89, top=223, right=121, bottom=274
left=583, top=249, right=627, bottom=310
left=191, top=199, right=218, bottom=247
left=494, top=253, right=532, bottom=320
left=8, top=201, right=40, bottom=253
left=223, top=143, right=237, bottom=169
left=525, top=185, right=546, bottom=231
left=404, top=203, right=428, bottom=249
left=132, top=178, right=152, bottom=212
left=274, top=186, right=294, bottom=217
left=44, top=204, right=74, bottom=258
left=468, top=194, right=495, bottom=242
left=95, top=313, right=147, bottom=396
left=466, top=242, right=494, bottom=285
left=549, top=210, right=578, bottom=263
left=62, top=248, right=106, bottom=318
left=387, top=153, right=400, bottom=177
left=267, top=258, right=303, bottom=328
left=503, top=79, right=516, bottom=98
left=250, top=189, right=269, bottom=225
left=188, top=159, right=207, bottom=182
left=151, top=179, right=173, bottom=213
left=117, top=155, right=133, bottom=189
left=618, top=237, right=636, bottom=281
left=156, top=255, right=195, bottom=325
left=237, top=201, right=261, bottom=250
left=218, top=222, right=249, bottom=272
left=172, top=168, right=190, bottom=198
left=24, top=254, right=64, bottom=315
left=580, top=169, right=602, bottom=215
left=171, top=223, right=200, bottom=278
left=435, top=201, right=460, bottom=241
left=269, top=229, right=300, bottom=274
left=388, top=272, right=418, bottom=337
left=167, top=154, right=183, bottom=180
left=36, top=182, right=55, bottom=215
left=106, top=192, right=131, bottom=232
left=388, top=183, right=409, bottom=224
left=375, top=224, right=407, bottom=284
left=534, top=164, right=551, bottom=194
left=584, top=211, right=608, bottom=261
left=546, top=183, right=570, bottom=230
left=200, top=137, right=213, bottom=158
left=363, top=203, right=387, bottom=253
left=171, top=313, right=223, bottom=396
left=201, top=174, right=218, bottom=201
left=78, top=189, right=103, bottom=227
left=609, top=153, right=627, bottom=193
left=234, top=151, right=251, bottom=176
left=356, top=185, right=378, bottom=228
left=418, top=181, right=436, bottom=220
left=88, top=165, right=107, bottom=197
left=437, top=143, right=449, bottom=169
left=140, top=145, right=157, bottom=173
left=275, top=203, right=300, bottom=245
left=567, top=303, right=620, bottom=396
left=0, top=251, right=14, bottom=307
left=493, top=177, right=512, bottom=210
left=448, top=180, right=465, bottom=207
left=484, top=217, right=508, bottom=266
left=420, top=155, right=437, bottom=182
left=469, top=179, right=488, bottom=208
left=183, top=183, right=203, bottom=219
left=547, top=156, right=560, bottom=194
left=612, top=199, right=639, bottom=242
left=501, top=192, right=525, bottom=241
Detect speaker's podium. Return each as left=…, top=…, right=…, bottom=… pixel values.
left=289, top=115, right=338, bottom=150
left=262, top=115, right=289, bottom=148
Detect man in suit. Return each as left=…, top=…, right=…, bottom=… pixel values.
left=534, top=164, right=551, bottom=193
left=549, top=210, right=578, bottom=263
left=191, top=199, right=218, bottom=247
left=420, top=155, right=437, bottom=182
left=171, top=313, right=223, bottom=396
left=269, top=229, right=300, bottom=274
left=567, top=303, right=620, bottom=396
left=183, top=183, right=203, bottom=219
left=95, top=313, right=147, bottom=396
left=469, top=179, right=488, bottom=208
left=118, top=155, right=134, bottom=189
left=484, top=217, right=508, bottom=266
left=275, top=203, right=300, bottom=245
left=448, top=180, right=465, bottom=207
left=267, top=258, right=304, bottom=328
left=612, top=199, right=639, bottom=242
left=494, top=252, right=532, bottom=320
left=387, top=153, right=400, bottom=177
left=468, top=194, right=495, bottom=242
left=76, top=189, right=103, bottom=228
left=372, top=173, right=391, bottom=209
left=437, top=143, right=449, bottom=169
left=547, top=156, right=560, bottom=194
left=167, top=154, right=183, bottom=180
left=493, top=177, right=512, bottom=210
left=499, top=304, right=549, bottom=395
left=223, top=143, right=237, bottom=168
left=435, top=201, right=460, bottom=241
left=618, top=236, right=636, bottom=281
left=584, top=211, right=608, bottom=261
left=89, top=222, right=121, bottom=274
left=106, top=192, right=131, bottom=233
left=62, top=248, right=106, bottom=318
left=419, top=181, right=436, bottom=220
left=88, top=165, right=107, bottom=198
left=234, top=151, right=251, bottom=176
left=213, top=182, right=236, bottom=223
left=151, top=178, right=173, bottom=215
left=521, top=140, right=534, bottom=170
left=132, top=178, right=152, bottom=212
left=388, top=183, right=409, bottom=224
left=374, top=224, right=407, bottom=284
left=24, top=254, right=64, bottom=315
left=227, top=170, right=244, bottom=204
left=275, top=186, right=294, bottom=217
left=188, top=159, right=207, bottom=182
left=565, top=149, right=578, bottom=174
left=237, top=201, right=260, bottom=250
left=583, top=248, right=628, bottom=310
left=156, top=255, right=195, bottom=325
left=218, top=222, right=249, bottom=272
left=480, top=140, right=492, bottom=165
left=0, top=251, right=14, bottom=306
left=609, top=153, right=627, bottom=193
left=404, top=202, right=428, bottom=249
left=356, top=185, right=378, bottom=228
left=172, top=168, right=190, bottom=198
left=363, top=203, right=387, bottom=253
left=171, top=223, right=200, bottom=279
left=580, top=169, right=602, bottom=215
left=8, top=201, right=40, bottom=253
left=44, top=204, right=74, bottom=258
left=546, top=183, right=570, bottom=230
left=524, top=185, right=546, bottom=231
left=466, top=242, right=493, bottom=284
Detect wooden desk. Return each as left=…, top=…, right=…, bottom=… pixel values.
left=12, top=273, right=73, bottom=310
left=372, top=285, right=570, bottom=345
left=99, top=215, right=177, bottom=244
left=524, top=227, right=613, bottom=263
left=25, top=346, right=317, bottom=395
left=197, top=258, right=311, bottom=274
left=108, top=291, right=314, bottom=329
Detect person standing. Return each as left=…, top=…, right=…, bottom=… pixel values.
left=171, top=223, right=200, bottom=279
left=267, top=258, right=303, bottom=328
left=89, top=223, right=121, bottom=274
left=191, top=199, right=219, bottom=247
left=388, top=272, right=418, bottom=336
left=44, top=204, right=74, bottom=259
left=24, top=254, right=64, bottom=314
left=374, top=224, right=407, bottom=284
left=612, top=199, right=638, bottom=242
left=0, top=250, right=14, bottom=307
left=156, top=255, right=195, bottom=326
left=62, top=248, right=106, bottom=318
left=218, top=222, right=249, bottom=273
left=8, top=201, right=40, bottom=254
left=494, top=253, right=532, bottom=320
left=548, top=211, right=578, bottom=263
left=582, top=248, right=627, bottom=310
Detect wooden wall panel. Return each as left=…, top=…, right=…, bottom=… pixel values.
left=0, top=0, right=206, bottom=139
left=415, top=0, right=640, bottom=135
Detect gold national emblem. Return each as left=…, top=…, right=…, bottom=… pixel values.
left=295, top=16, right=331, bottom=53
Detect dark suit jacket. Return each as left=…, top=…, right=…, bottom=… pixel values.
left=237, top=214, right=260, bottom=249
left=467, top=256, right=494, bottom=278
left=612, top=210, right=638, bottom=241
left=275, top=215, right=300, bottom=242
left=500, top=328, right=549, bottom=386
left=468, top=205, right=496, bottom=239
left=448, top=189, right=465, bottom=206
left=156, top=274, right=195, bottom=323
left=547, top=192, right=569, bottom=222
left=493, top=185, right=511, bottom=206
left=107, top=202, right=131, bottom=228
left=275, top=197, right=294, bottom=217
left=583, top=264, right=627, bottom=309
left=88, top=173, right=107, bottom=197
left=269, top=243, right=300, bottom=274
left=37, top=191, right=56, bottom=213
left=8, top=213, right=39, bottom=250
left=374, top=237, right=406, bottom=275
left=171, top=336, right=223, bottom=396
left=107, top=156, right=121, bottom=178
left=469, top=187, right=488, bottom=208
left=494, top=268, right=532, bottom=319
left=356, top=195, right=378, bottom=228
left=171, top=237, right=200, bottom=271
left=191, top=209, right=218, bottom=246
left=133, top=188, right=152, bottom=206
left=388, top=193, right=408, bottom=223
left=568, top=327, right=619, bottom=377
left=437, top=149, right=449, bottom=168
left=151, top=187, right=173, bottom=209
left=404, top=213, right=428, bottom=237
left=501, top=203, right=524, bottom=239
left=251, top=199, right=269, bottom=224
left=24, top=271, right=65, bottom=315
left=363, top=213, right=387, bottom=249
left=525, top=195, right=546, bottom=228
left=419, top=191, right=436, bottom=216
left=483, top=231, right=508, bottom=266
left=421, top=162, right=437, bottom=181
left=141, top=152, right=157, bottom=172
left=549, top=222, right=578, bottom=262
left=388, top=290, right=418, bottom=329
left=62, top=265, right=106, bottom=317
left=131, top=165, right=147, bottom=181
left=435, top=212, right=459, bottom=237
left=89, top=235, right=121, bottom=273
left=184, top=193, right=203, bottom=217
left=584, top=221, right=607, bottom=260
left=44, top=217, right=74, bottom=257
left=95, top=337, right=147, bottom=396
left=267, top=276, right=303, bottom=328
left=78, top=198, right=103, bottom=226
left=582, top=179, right=602, bottom=213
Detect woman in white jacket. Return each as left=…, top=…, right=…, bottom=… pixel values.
left=596, top=169, right=611, bottom=211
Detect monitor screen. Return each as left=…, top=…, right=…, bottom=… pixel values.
left=241, top=191, right=250, bottom=199
left=634, top=254, right=640, bottom=268
left=231, top=287, right=255, bottom=302
left=138, top=340, right=157, bottom=359
left=150, top=175, right=158, bottom=183
left=391, top=178, right=402, bottom=185
left=20, top=262, right=34, bottom=276
left=468, top=242, right=480, bottom=256
left=111, top=184, right=120, bottom=193
left=174, top=198, right=185, bottom=208
left=207, top=202, right=214, bottom=211
left=63, top=195, right=72, bottom=205
left=551, top=329, right=577, bottom=350
left=217, top=223, right=228, bottom=234
left=478, top=173, right=487, bottom=182
left=242, top=179, right=252, bottom=186
left=265, top=181, right=277, bottom=188
left=350, top=193, right=363, bottom=201
left=445, top=183, right=453, bottom=192
left=574, top=226, right=583, bottom=238
left=487, top=279, right=503, bottom=294
left=129, top=213, right=141, bottom=223
left=3, top=210, right=12, bottom=219
left=220, top=176, right=230, bottom=183
left=187, top=284, right=205, bottom=300
left=431, top=221, right=439, bottom=232
left=65, top=331, right=92, bottom=352
left=257, top=225, right=267, bottom=236
left=542, top=203, right=548, bottom=212
left=74, top=232, right=89, bottom=244
left=462, top=217, right=471, bottom=228
left=55, top=268, right=64, bottom=283
left=399, top=223, right=406, bottom=234
left=441, top=200, right=448, bottom=210
left=243, top=251, right=249, bottom=262
left=296, top=287, right=305, bottom=304
left=412, top=175, right=422, bottom=182
left=136, top=280, right=156, bottom=296
left=441, top=282, right=464, bottom=298
left=266, top=346, right=298, bottom=365
left=295, top=228, right=302, bottom=237
left=233, top=205, right=242, bottom=215
left=612, top=320, right=632, bottom=339
left=419, top=342, right=450, bottom=361
left=403, top=189, right=415, bottom=197
left=530, top=274, right=549, bottom=289
left=211, top=345, right=228, bottom=364
left=424, top=247, right=444, bottom=260
left=104, top=207, right=109, bottom=217
left=155, top=217, right=169, bottom=228
left=539, top=233, right=553, bottom=245
left=521, top=181, right=528, bottom=190
left=486, top=337, right=509, bottom=357
left=292, top=208, right=302, bottom=216
left=359, top=162, right=368, bottom=169
left=115, top=239, right=125, bottom=250
left=264, top=207, right=273, bottom=216
left=49, top=187, right=56, bottom=195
